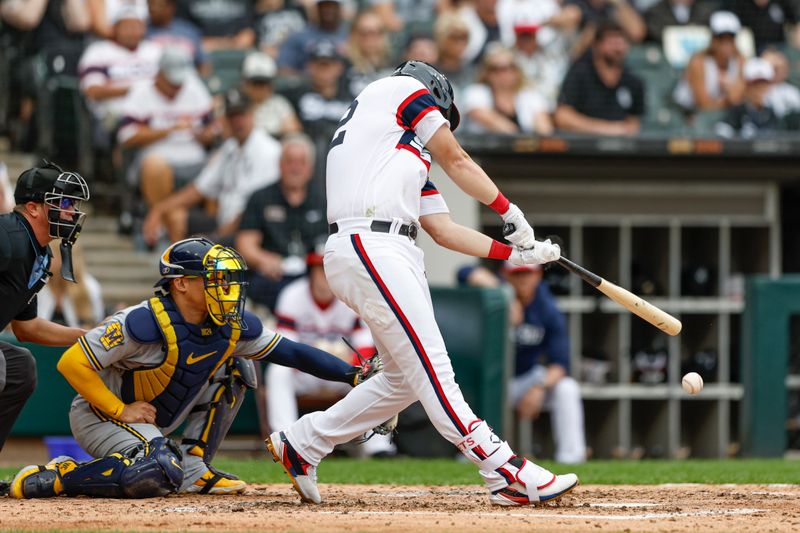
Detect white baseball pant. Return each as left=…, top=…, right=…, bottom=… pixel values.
left=284, top=223, right=518, bottom=490
left=509, top=371, right=587, bottom=464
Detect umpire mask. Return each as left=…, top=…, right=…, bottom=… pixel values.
left=15, top=162, right=90, bottom=282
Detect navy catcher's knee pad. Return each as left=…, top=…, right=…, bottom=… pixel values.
left=120, top=437, right=184, bottom=498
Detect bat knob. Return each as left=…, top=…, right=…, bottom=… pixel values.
left=502, top=223, right=516, bottom=237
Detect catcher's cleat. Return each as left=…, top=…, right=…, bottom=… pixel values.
left=489, top=457, right=579, bottom=506
left=10, top=456, right=78, bottom=499
left=186, top=465, right=246, bottom=495
left=266, top=431, right=320, bottom=504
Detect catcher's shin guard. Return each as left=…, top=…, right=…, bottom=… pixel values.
left=182, top=358, right=256, bottom=463
left=11, top=438, right=183, bottom=499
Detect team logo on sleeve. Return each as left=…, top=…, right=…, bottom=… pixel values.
left=99, top=321, right=125, bottom=351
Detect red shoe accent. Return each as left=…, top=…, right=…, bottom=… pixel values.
left=537, top=473, right=557, bottom=490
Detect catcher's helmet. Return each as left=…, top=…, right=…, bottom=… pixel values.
left=155, top=237, right=249, bottom=330
left=392, top=60, right=460, bottom=131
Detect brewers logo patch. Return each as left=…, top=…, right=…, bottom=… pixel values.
left=100, top=321, right=125, bottom=351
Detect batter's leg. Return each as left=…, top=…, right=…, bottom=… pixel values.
left=324, top=234, right=576, bottom=502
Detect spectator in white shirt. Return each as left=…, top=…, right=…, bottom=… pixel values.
left=142, top=88, right=281, bottom=246
left=762, top=48, right=800, bottom=118
left=78, top=5, right=161, bottom=133
left=240, top=52, right=302, bottom=139
left=463, top=44, right=553, bottom=135
left=117, top=48, right=217, bottom=214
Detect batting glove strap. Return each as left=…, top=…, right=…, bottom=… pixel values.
left=500, top=204, right=535, bottom=248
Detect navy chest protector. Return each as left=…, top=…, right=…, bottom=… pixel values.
left=120, top=297, right=241, bottom=428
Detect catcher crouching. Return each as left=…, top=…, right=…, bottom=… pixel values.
left=10, top=237, right=380, bottom=498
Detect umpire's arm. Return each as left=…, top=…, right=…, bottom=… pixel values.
left=11, top=317, right=86, bottom=346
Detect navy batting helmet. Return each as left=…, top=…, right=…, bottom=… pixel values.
left=156, top=237, right=249, bottom=330
left=392, top=60, right=460, bottom=131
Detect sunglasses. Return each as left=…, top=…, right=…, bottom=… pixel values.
left=488, top=63, right=514, bottom=72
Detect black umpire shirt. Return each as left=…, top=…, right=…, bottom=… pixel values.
left=239, top=181, right=327, bottom=257
left=0, top=212, right=52, bottom=330
left=558, top=56, right=645, bottom=122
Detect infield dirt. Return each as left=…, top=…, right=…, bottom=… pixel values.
left=1, top=483, right=799, bottom=532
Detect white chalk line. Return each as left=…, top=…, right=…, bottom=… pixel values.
left=313, top=508, right=766, bottom=521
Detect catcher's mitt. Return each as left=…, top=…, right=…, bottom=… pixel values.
left=347, top=354, right=383, bottom=387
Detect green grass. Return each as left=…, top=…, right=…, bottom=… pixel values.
left=5, top=458, right=798, bottom=486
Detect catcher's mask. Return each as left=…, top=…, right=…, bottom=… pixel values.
left=155, top=237, right=249, bottom=330
left=391, top=60, right=460, bottom=131
left=14, top=161, right=90, bottom=282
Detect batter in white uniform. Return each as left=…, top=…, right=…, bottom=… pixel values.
left=267, top=61, right=579, bottom=506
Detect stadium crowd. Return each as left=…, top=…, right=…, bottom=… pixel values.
left=3, top=0, right=800, bottom=462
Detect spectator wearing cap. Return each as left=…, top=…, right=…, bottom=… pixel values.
left=508, top=2, right=581, bottom=110
left=716, top=57, right=781, bottom=137
left=142, top=87, right=281, bottom=246
left=458, top=261, right=586, bottom=464
left=176, top=0, right=255, bottom=50
left=0, top=162, right=91, bottom=452
left=566, top=0, right=645, bottom=57
left=241, top=52, right=302, bottom=139
left=458, top=0, right=503, bottom=65
left=146, top=0, right=209, bottom=74
left=87, top=0, right=148, bottom=39
left=78, top=6, right=162, bottom=135
left=673, top=11, right=745, bottom=112
left=433, top=12, right=475, bottom=94
left=235, top=134, right=328, bottom=312
left=283, top=40, right=352, bottom=181
left=278, top=0, right=348, bottom=75
left=254, top=0, right=308, bottom=59
left=762, top=48, right=800, bottom=118
left=344, top=10, right=393, bottom=97
left=263, top=249, right=397, bottom=457
left=496, top=0, right=580, bottom=49
left=644, top=0, right=716, bottom=44
left=555, top=21, right=645, bottom=135
left=118, top=48, right=217, bottom=214
left=734, top=0, right=799, bottom=53
left=463, top=44, right=553, bottom=135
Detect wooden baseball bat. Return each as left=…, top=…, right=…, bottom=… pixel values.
left=503, top=224, right=682, bottom=336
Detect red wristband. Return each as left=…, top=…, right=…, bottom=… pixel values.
left=488, top=240, right=512, bottom=260
left=488, top=191, right=510, bottom=215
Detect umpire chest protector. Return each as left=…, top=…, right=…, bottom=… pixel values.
left=120, top=296, right=241, bottom=428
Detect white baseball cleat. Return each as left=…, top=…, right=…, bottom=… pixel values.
left=490, top=458, right=579, bottom=506
left=266, top=431, right=321, bottom=504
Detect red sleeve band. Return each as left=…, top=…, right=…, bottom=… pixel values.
left=488, top=192, right=510, bottom=215
left=488, top=240, right=512, bottom=260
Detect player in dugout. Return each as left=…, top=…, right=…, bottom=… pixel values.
left=9, top=237, right=383, bottom=499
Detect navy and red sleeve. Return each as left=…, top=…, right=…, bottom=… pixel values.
left=396, top=89, right=439, bottom=131
left=421, top=180, right=440, bottom=197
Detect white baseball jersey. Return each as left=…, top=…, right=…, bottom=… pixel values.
left=78, top=39, right=162, bottom=120
left=117, top=74, right=214, bottom=167
left=326, top=76, right=451, bottom=224
left=275, top=277, right=373, bottom=354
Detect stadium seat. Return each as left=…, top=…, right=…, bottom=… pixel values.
left=205, top=49, right=247, bottom=94
left=627, top=45, right=685, bottom=134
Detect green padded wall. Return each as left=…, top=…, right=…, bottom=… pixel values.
left=741, top=275, right=800, bottom=456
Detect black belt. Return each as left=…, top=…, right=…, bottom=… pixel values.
left=329, top=220, right=418, bottom=240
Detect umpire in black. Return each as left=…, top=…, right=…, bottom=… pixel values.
left=0, top=162, right=90, bottom=453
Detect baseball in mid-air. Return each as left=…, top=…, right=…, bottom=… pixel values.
left=682, top=372, right=704, bottom=395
